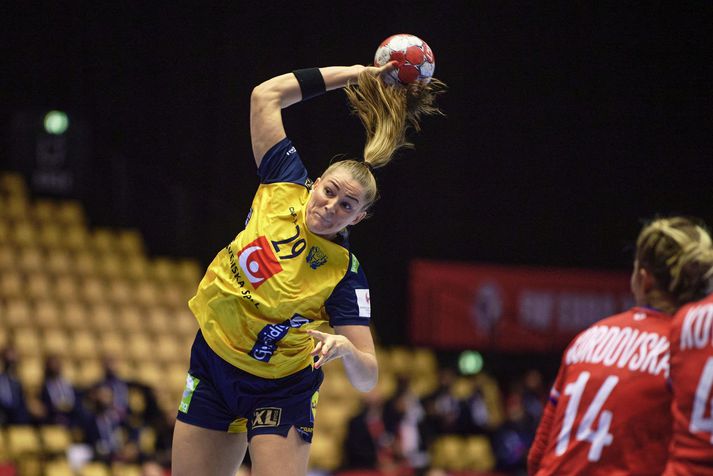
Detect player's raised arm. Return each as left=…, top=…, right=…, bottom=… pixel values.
left=249, top=64, right=393, bottom=167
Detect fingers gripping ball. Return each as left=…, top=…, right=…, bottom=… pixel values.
left=374, top=34, right=435, bottom=86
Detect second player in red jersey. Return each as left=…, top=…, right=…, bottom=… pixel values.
left=665, top=276, right=713, bottom=473
left=529, top=217, right=713, bottom=475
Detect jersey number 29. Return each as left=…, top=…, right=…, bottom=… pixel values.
left=555, top=371, right=620, bottom=462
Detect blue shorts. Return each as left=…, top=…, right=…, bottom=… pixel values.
left=175, top=331, right=323, bottom=443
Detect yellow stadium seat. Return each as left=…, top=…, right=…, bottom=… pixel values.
left=40, top=425, right=73, bottom=455
left=17, top=356, right=44, bottom=392
left=81, top=277, right=108, bottom=306
left=72, top=329, right=98, bottom=359
left=44, top=458, right=75, bottom=476
left=134, top=279, right=159, bottom=307
left=152, top=257, right=175, bottom=283
left=155, top=334, right=182, bottom=363
left=46, top=248, right=73, bottom=275
left=310, top=432, right=342, bottom=471
left=116, top=229, right=144, bottom=257
left=174, top=308, right=198, bottom=338
left=176, top=259, right=202, bottom=285
left=388, top=346, right=414, bottom=376
left=125, top=255, right=150, bottom=280
left=14, top=327, right=41, bottom=357
left=98, top=331, right=125, bottom=358
left=127, top=332, right=153, bottom=361
left=87, top=302, right=117, bottom=332
left=0, top=428, right=6, bottom=459
left=0, top=272, right=23, bottom=301
left=464, top=435, right=496, bottom=471
left=65, top=226, right=91, bottom=252
left=54, top=275, right=80, bottom=303
left=75, top=359, right=104, bottom=388
left=0, top=244, right=16, bottom=268
left=0, top=172, right=28, bottom=196
left=430, top=435, right=467, bottom=471
left=32, top=199, right=57, bottom=224
left=134, top=361, right=163, bottom=386
left=92, top=228, right=117, bottom=255
left=4, top=298, right=32, bottom=328
left=80, top=462, right=111, bottom=476
left=6, top=425, right=41, bottom=456
left=107, top=279, right=133, bottom=305
left=18, top=246, right=44, bottom=272
left=314, top=403, right=352, bottom=441
left=159, top=283, right=189, bottom=309
left=56, top=200, right=86, bottom=226
left=27, top=271, right=53, bottom=301
left=35, top=299, right=63, bottom=329
left=5, top=196, right=30, bottom=221
left=116, top=305, right=143, bottom=333
left=12, top=220, right=37, bottom=247
left=62, top=300, right=88, bottom=330
left=43, top=329, right=71, bottom=357
left=98, top=253, right=124, bottom=280
left=74, top=249, right=98, bottom=276
left=111, top=463, right=142, bottom=476
left=146, top=306, right=170, bottom=334
left=38, top=224, right=66, bottom=251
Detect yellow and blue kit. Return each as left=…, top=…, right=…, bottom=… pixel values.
left=176, top=138, right=371, bottom=441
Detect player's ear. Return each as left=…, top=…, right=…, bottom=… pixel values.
left=640, top=267, right=655, bottom=293
left=350, top=211, right=367, bottom=226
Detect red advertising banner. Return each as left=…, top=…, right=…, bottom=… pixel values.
left=409, top=260, right=633, bottom=352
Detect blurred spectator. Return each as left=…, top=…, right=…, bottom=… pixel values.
left=81, top=383, right=127, bottom=462
left=343, top=388, right=396, bottom=471
left=40, top=354, right=80, bottom=426
left=492, top=392, right=534, bottom=476
left=463, top=372, right=504, bottom=434
left=521, top=369, right=546, bottom=424
left=384, top=376, right=429, bottom=475
left=151, top=411, right=176, bottom=469
left=422, top=367, right=462, bottom=441
left=98, top=357, right=129, bottom=421
left=0, top=345, right=31, bottom=424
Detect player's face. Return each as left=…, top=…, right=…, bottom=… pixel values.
left=306, top=171, right=367, bottom=238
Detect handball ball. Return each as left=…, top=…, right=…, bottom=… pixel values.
left=373, top=34, right=435, bottom=86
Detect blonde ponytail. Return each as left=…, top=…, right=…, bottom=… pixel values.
left=345, top=71, right=446, bottom=169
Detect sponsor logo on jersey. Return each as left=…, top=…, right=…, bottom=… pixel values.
left=178, top=373, right=200, bottom=413
left=238, top=235, right=283, bottom=288
left=310, top=390, right=319, bottom=423
left=350, top=254, right=360, bottom=273
left=252, top=407, right=282, bottom=428
left=250, top=314, right=311, bottom=362
left=355, top=289, right=371, bottom=318
left=306, top=246, right=328, bottom=269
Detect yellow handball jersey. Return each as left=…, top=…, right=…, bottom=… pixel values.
left=189, top=138, right=371, bottom=379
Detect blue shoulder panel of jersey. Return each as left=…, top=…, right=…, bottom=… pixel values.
left=325, top=253, right=371, bottom=327
left=257, top=137, right=309, bottom=185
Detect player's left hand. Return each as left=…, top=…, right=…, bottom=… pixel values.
left=307, top=329, right=354, bottom=369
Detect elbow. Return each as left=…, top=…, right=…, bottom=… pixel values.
left=250, top=83, right=270, bottom=106
left=354, top=379, right=377, bottom=393
left=353, top=368, right=379, bottom=393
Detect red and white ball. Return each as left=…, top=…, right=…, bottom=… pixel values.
left=374, top=34, right=435, bottom=86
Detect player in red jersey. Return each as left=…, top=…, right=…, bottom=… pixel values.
left=664, top=243, right=713, bottom=475
left=528, top=217, right=713, bottom=475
